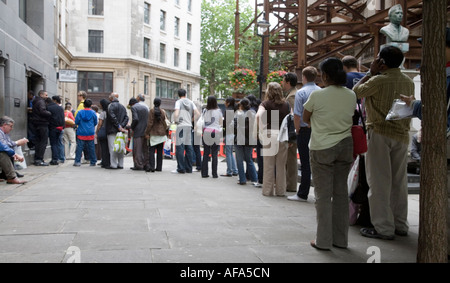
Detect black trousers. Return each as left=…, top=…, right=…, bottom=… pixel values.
left=34, top=124, right=49, bottom=161
left=149, top=142, right=164, bottom=171
left=98, top=136, right=110, bottom=168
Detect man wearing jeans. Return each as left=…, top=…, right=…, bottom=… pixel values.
left=288, top=66, right=321, bottom=202
left=173, top=89, right=200, bottom=174
left=73, top=99, right=98, bottom=167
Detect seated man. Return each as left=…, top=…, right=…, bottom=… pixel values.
left=0, top=141, right=26, bottom=184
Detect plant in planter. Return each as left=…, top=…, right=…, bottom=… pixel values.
left=266, top=70, right=287, bottom=84
left=228, top=68, right=258, bottom=95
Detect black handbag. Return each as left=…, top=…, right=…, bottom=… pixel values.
left=287, top=114, right=297, bottom=142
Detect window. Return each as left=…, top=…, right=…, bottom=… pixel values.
left=19, top=0, right=26, bottom=22
left=89, top=0, right=104, bottom=16
left=187, top=84, right=192, bottom=99
left=160, top=43, right=166, bottom=63
left=144, top=38, right=150, bottom=59
left=160, top=10, right=166, bottom=31
left=88, top=30, right=104, bottom=53
left=187, top=23, right=192, bottom=42
left=174, top=17, right=180, bottom=37
left=174, top=48, right=179, bottom=67
left=78, top=72, right=113, bottom=104
left=188, top=0, right=192, bottom=12
left=144, top=76, right=150, bottom=95
left=144, top=3, right=150, bottom=24
left=187, top=52, right=192, bottom=70
left=156, top=79, right=181, bottom=99
left=174, top=0, right=180, bottom=6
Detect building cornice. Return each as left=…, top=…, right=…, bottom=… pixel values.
left=68, top=55, right=203, bottom=80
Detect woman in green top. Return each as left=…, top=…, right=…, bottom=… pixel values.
left=303, top=57, right=356, bottom=250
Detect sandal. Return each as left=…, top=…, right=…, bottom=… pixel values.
left=310, top=240, right=330, bottom=251
left=360, top=228, right=394, bottom=240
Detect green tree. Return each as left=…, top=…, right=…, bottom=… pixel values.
left=201, top=0, right=255, bottom=99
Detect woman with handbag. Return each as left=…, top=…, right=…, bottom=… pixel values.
left=303, top=57, right=356, bottom=250
left=145, top=98, right=169, bottom=172
left=255, top=82, right=290, bottom=196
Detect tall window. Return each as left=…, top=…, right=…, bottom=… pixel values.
left=188, top=0, right=192, bottom=12
left=174, top=48, right=179, bottom=67
left=88, top=30, right=104, bottom=53
left=144, top=3, right=150, bottom=24
left=89, top=0, right=104, bottom=16
left=144, top=76, right=150, bottom=95
left=160, top=43, right=166, bottom=63
left=174, top=0, right=180, bottom=6
left=187, top=23, right=192, bottom=42
left=187, top=52, right=192, bottom=70
left=160, top=10, right=166, bottom=31
left=19, top=0, right=26, bottom=21
left=187, top=84, right=192, bottom=99
left=156, top=79, right=181, bottom=99
left=144, top=38, right=150, bottom=59
left=174, top=17, right=180, bottom=37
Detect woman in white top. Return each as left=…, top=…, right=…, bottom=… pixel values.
left=303, top=57, right=356, bottom=251
left=201, top=96, right=223, bottom=178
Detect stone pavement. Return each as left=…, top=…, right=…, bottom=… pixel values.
left=0, top=154, right=420, bottom=263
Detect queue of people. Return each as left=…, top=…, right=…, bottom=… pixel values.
left=2, top=45, right=429, bottom=254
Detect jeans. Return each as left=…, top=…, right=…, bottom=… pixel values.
left=175, top=126, right=194, bottom=173
left=297, top=127, right=311, bottom=199
left=256, top=140, right=263, bottom=183
left=191, top=130, right=202, bottom=170
left=235, top=145, right=258, bottom=183
left=75, top=139, right=97, bottom=165
left=225, top=135, right=238, bottom=175
left=49, top=128, right=64, bottom=162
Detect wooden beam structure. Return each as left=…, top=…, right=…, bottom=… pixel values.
left=252, top=0, right=440, bottom=71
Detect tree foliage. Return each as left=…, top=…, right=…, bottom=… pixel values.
left=201, top=0, right=258, bottom=99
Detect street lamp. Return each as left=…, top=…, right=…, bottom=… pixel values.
left=257, top=17, right=270, bottom=100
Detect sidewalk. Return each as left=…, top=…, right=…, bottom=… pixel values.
left=0, top=154, right=419, bottom=263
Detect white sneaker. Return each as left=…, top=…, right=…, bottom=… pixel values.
left=287, top=194, right=307, bottom=202
left=253, top=182, right=262, bottom=188
left=171, top=169, right=179, bottom=174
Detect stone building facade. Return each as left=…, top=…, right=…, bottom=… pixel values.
left=0, top=0, right=57, bottom=161
left=56, top=0, right=202, bottom=119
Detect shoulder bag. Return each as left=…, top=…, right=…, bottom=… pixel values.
left=352, top=103, right=367, bottom=157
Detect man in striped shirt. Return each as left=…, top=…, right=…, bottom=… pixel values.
left=353, top=45, right=414, bottom=240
